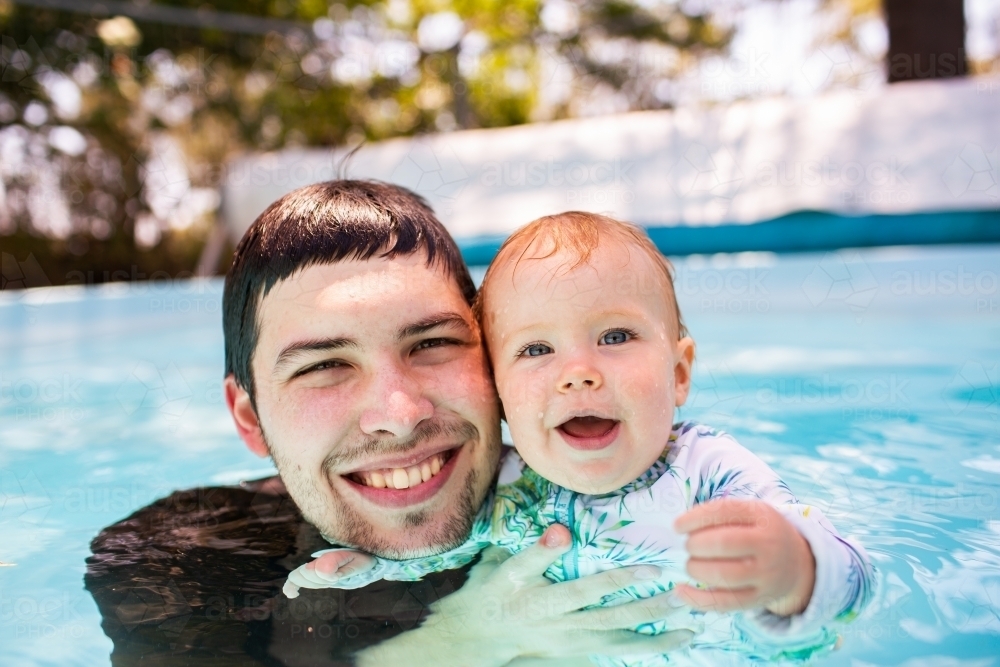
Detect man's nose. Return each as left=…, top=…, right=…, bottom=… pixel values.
left=358, top=365, right=434, bottom=438
left=557, top=354, right=604, bottom=393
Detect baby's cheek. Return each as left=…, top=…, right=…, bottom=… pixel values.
left=498, top=385, right=548, bottom=448
left=497, top=374, right=547, bottom=417
left=616, top=372, right=672, bottom=410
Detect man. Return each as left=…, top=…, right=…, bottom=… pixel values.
left=219, top=179, right=698, bottom=664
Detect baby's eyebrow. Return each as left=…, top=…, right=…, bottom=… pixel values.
left=499, top=322, right=546, bottom=343
left=501, top=310, right=650, bottom=338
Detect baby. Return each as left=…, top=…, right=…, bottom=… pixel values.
left=284, top=212, right=873, bottom=658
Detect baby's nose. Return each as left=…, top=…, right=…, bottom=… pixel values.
left=558, top=363, right=604, bottom=392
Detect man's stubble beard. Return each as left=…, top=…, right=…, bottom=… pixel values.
left=264, top=418, right=501, bottom=559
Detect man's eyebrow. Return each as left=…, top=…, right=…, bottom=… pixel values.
left=273, top=337, right=358, bottom=374
left=398, top=312, right=472, bottom=340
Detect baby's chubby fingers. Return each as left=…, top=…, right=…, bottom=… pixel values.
left=297, top=563, right=338, bottom=586
left=282, top=580, right=301, bottom=599
left=684, top=525, right=758, bottom=560
left=675, top=498, right=773, bottom=535
left=310, top=550, right=375, bottom=578
left=672, top=583, right=759, bottom=612
left=685, top=557, right=757, bottom=589
left=282, top=566, right=331, bottom=598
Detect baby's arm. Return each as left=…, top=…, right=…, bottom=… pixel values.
left=672, top=427, right=874, bottom=637
left=283, top=535, right=492, bottom=598
left=283, top=549, right=378, bottom=598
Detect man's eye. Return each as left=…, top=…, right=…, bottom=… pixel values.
left=600, top=329, right=635, bottom=345
left=414, top=338, right=454, bottom=351
left=518, top=343, right=553, bottom=357
left=296, top=360, right=346, bottom=377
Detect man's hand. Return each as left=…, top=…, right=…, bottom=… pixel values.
left=673, top=498, right=816, bottom=617
left=283, top=549, right=376, bottom=598
left=358, top=524, right=697, bottom=667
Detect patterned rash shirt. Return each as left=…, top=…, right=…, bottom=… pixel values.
left=290, top=423, right=875, bottom=665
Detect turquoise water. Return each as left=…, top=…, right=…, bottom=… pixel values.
left=1, top=245, right=998, bottom=665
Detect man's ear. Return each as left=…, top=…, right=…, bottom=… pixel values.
left=673, top=337, right=696, bottom=407
left=224, top=374, right=269, bottom=458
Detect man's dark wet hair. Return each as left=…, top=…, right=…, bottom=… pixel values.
left=223, top=180, right=476, bottom=405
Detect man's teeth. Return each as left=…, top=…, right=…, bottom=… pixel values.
left=355, top=452, right=447, bottom=489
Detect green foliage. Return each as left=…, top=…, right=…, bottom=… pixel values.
left=0, top=0, right=731, bottom=284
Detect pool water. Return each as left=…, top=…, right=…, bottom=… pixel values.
left=1, top=244, right=998, bottom=666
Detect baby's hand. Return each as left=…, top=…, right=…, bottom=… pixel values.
left=672, top=499, right=816, bottom=617
left=283, top=549, right=376, bottom=598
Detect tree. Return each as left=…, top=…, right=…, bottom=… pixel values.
left=884, top=0, right=967, bottom=82
left=0, top=0, right=731, bottom=285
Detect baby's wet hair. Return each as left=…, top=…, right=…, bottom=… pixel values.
left=473, top=211, right=688, bottom=342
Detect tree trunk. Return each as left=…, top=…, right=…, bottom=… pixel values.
left=884, top=0, right=967, bottom=82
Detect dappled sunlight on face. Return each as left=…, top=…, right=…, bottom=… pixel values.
left=252, top=255, right=501, bottom=557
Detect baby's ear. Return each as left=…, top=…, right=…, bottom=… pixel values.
left=673, top=337, right=696, bottom=406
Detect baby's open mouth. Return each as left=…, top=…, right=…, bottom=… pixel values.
left=557, top=416, right=619, bottom=439
left=348, top=449, right=454, bottom=489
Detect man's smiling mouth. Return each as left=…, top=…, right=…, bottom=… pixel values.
left=348, top=449, right=455, bottom=489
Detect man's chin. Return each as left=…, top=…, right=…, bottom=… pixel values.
left=322, top=463, right=483, bottom=559
left=330, top=499, right=478, bottom=559
left=366, top=519, right=472, bottom=559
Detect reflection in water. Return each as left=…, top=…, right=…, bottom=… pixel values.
left=85, top=478, right=473, bottom=666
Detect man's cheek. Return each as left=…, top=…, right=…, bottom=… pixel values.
left=428, top=357, right=495, bottom=405
left=279, top=388, right=354, bottom=433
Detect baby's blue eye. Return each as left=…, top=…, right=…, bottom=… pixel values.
left=601, top=330, right=631, bottom=345
left=523, top=343, right=553, bottom=357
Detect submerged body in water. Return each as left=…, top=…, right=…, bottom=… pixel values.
left=88, top=429, right=871, bottom=667
left=85, top=477, right=473, bottom=667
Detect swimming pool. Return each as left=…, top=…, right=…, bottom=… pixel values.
left=1, top=244, right=998, bottom=666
